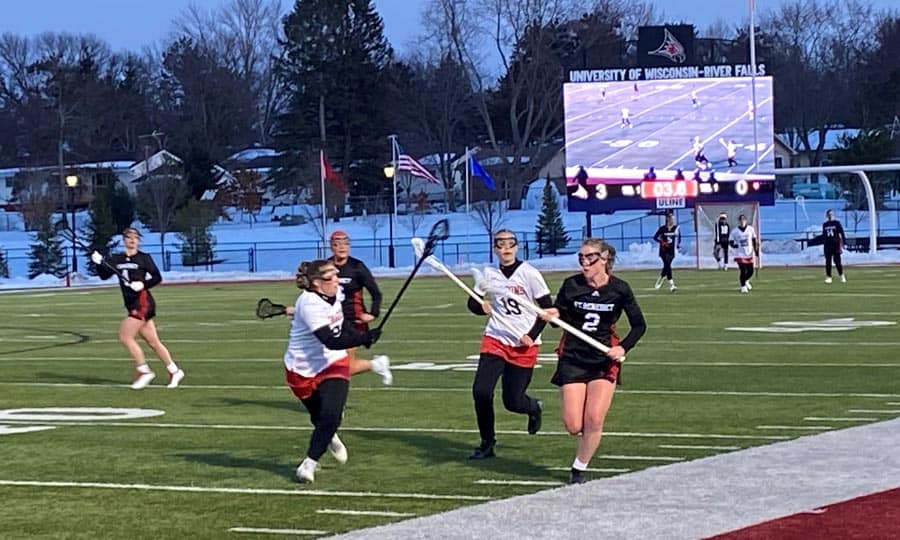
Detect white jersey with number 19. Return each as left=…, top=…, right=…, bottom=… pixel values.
left=482, top=262, right=551, bottom=346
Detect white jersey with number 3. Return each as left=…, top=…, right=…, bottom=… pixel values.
left=482, top=263, right=551, bottom=346
left=283, top=289, right=346, bottom=377
left=729, top=225, right=756, bottom=262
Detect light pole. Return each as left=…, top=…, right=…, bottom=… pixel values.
left=383, top=163, right=396, bottom=267
left=65, top=174, right=79, bottom=273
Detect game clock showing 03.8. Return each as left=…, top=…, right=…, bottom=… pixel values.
left=570, top=177, right=776, bottom=213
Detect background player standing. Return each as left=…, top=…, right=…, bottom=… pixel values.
left=719, top=138, right=739, bottom=168
left=328, top=231, right=392, bottom=384
left=620, top=107, right=632, bottom=128
left=466, top=230, right=551, bottom=460
left=653, top=213, right=680, bottom=291
left=822, top=209, right=847, bottom=283
left=542, top=238, right=646, bottom=484
left=714, top=213, right=731, bottom=270
left=92, top=227, right=184, bottom=389
left=729, top=214, right=759, bottom=293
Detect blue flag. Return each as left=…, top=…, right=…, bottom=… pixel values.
left=470, top=155, right=496, bottom=191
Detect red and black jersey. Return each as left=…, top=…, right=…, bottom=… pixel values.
left=554, top=273, right=646, bottom=364
left=653, top=225, right=679, bottom=256
left=97, top=250, right=162, bottom=311
left=331, top=256, right=381, bottom=323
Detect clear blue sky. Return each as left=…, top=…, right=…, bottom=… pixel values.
left=2, top=0, right=896, bottom=55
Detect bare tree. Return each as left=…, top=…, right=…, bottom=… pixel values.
left=472, top=198, right=508, bottom=262
left=135, top=160, right=190, bottom=262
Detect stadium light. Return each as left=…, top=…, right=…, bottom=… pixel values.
left=65, top=174, right=79, bottom=274
left=383, top=163, right=395, bottom=268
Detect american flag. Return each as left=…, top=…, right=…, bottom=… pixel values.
left=395, top=141, right=441, bottom=185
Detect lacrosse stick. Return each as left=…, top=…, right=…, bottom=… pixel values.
left=376, top=219, right=450, bottom=331
left=54, top=222, right=130, bottom=281
left=256, top=298, right=288, bottom=319
left=482, top=282, right=624, bottom=361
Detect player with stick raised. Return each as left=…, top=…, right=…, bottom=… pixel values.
left=540, top=238, right=646, bottom=484
left=465, top=230, right=552, bottom=460
left=92, top=227, right=184, bottom=390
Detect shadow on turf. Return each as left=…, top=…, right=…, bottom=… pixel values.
left=178, top=452, right=290, bottom=479
left=35, top=371, right=122, bottom=386
left=220, top=396, right=304, bottom=413
left=351, top=430, right=552, bottom=479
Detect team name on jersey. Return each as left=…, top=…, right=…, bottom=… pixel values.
left=499, top=284, right=527, bottom=295
left=118, top=262, right=139, bottom=271
left=574, top=300, right=615, bottom=312
left=337, top=276, right=352, bottom=285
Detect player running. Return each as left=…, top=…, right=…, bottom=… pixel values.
left=729, top=214, right=759, bottom=293
left=466, top=230, right=552, bottom=460
left=719, top=138, right=739, bottom=168
left=92, top=227, right=184, bottom=389
left=620, top=107, right=632, bottom=128
left=692, top=136, right=709, bottom=170
left=653, top=213, right=680, bottom=291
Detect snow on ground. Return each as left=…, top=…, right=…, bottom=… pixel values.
left=1, top=198, right=898, bottom=290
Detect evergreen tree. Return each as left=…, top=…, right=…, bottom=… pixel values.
left=535, top=180, right=568, bottom=255
left=83, top=187, right=120, bottom=276
left=173, top=199, right=218, bottom=267
left=109, top=180, right=136, bottom=233
left=28, top=219, right=68, bottom=279
left=0, top=246, right=9, bottom=279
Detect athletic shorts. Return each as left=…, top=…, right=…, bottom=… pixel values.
left=480, top=335, right=539, bottom=369
left=551, top=357, right=620, bottom=386
left=126, top=293, right=156, bottom=321
left=285, top=357, right=350, bottom=400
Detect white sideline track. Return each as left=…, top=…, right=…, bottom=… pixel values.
left=326, top=418, right=900, bottom=540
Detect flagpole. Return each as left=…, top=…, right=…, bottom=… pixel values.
left=750, top=0, right=759, bottom=170
left=320, top=149, right=327, bottom=256
left=465, top=146, right=470, bottom=263
left=388, top=134, right=398, bottom=268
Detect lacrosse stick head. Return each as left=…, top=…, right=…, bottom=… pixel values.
left=422, top=219, right=450, bottom=257
left=470, top=266, right=486, bottom=296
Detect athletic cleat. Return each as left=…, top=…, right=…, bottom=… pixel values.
left=166, top=369, right=185, bottom=389
left=295, top=457, right=317, bottom=483
left=527, top=400, right=543, bottom=435
left=468, top=439, right=496, bottom=460
left=825, top=277, right=833, bottom=284
left=328, top=434, right=348, bottom=464
left=569, top=468, right=587, bottom=484
left=654, top=277, right=664, bottom=289
left=746, top=281, right=752, bottom=290
left=131, top=371, right=156, bottom=390
left=840, top=275, right=847, bottom=283
left=371, top=355, right=393, bottom=386
left=740, top=285, right=749, bottom=293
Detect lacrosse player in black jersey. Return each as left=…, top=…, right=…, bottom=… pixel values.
left=327, top=230, right=392, bottom=385
left=822, top=209, right=847, bottom=284
left=541, top=238, right=646, bottom=484
left=713, top=213, right=732, bottom=270
left=652, top=212, right=680, bottom=291
left=92, top=228, right=184, bottom=390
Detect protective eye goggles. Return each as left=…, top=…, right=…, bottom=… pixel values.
left=577, top=252, right=606, bottom=266
left=494, top=238, right=517, bottom=248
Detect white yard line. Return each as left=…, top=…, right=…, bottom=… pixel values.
left=0, top=480, right=491, bottom=501
left=598, top=455, right=683, bottom=462
left=846, top=409, right=900, bottom=414
left=474, top=479, right=564, bottom=486
left=756, top=425, right=833, bottom=431
left=0, top=419, right=790, bottom=441
left=803, top=417, right=877, bottom=422
left=658, top=444, right=740, bottom=451
left=546, top=467, right=630, bottom=473
left=316, top=509, right=415, bottom=518
left=228, top=527, right=326, bottom=536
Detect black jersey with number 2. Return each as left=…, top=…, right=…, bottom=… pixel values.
left=554, top=273, right=646, bottom=364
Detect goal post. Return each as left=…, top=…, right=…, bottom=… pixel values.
left=694, top=202, right=761, bottom=269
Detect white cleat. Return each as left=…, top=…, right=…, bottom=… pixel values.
left=840, top=275, right=847, bottom=283
left=669, top=281, right=677, bottom=292
left=746, top=281, right=752, bottom=290
left=166, top=369, right=185, bottom=389
left=825, top=277, right=833, bottom=284
left=328, top=434, right=348, bottom=464
left=130, top=371, right=156, bottom=390
left=740, top=285, right=749, bottom=293
left=295, top=457, right=317, bottom=483
left=371, top=355, right=393, bottom=386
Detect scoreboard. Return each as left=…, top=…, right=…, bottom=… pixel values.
left=566, top=168, right=775, bottom=213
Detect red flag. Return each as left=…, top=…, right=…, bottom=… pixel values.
left=320, top=151, right=347, bottom=193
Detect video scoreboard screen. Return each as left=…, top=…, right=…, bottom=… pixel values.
left=563, top=76, right=776, bottom=213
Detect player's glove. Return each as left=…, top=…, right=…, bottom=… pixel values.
left=129, top=281, right=145, bottom=292
left=471, top=267, right=486, bottom=296
left=90, top=251, right=103, bottom=265
left=363, top=328, right=381, bottom=349
left=730, top=241, right=738, bottom=248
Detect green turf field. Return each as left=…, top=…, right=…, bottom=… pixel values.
left=1, top=266, right=899, bottom=539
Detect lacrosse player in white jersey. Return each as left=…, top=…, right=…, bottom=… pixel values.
left=465, top=230, right=553, bottom=460
left=729, top=214, right=759, bottom=293
left=283, top=260, right=380, bottom=483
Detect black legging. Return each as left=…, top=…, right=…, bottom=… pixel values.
left=659, top=252, right=675, bottom=280
left=738, top=261, right=754, bottom=286
left=472, top=353, right=540, bottom=443
left=300, top=378, right=350, bottom=461
left=825, top=247, right=843, bottom=277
